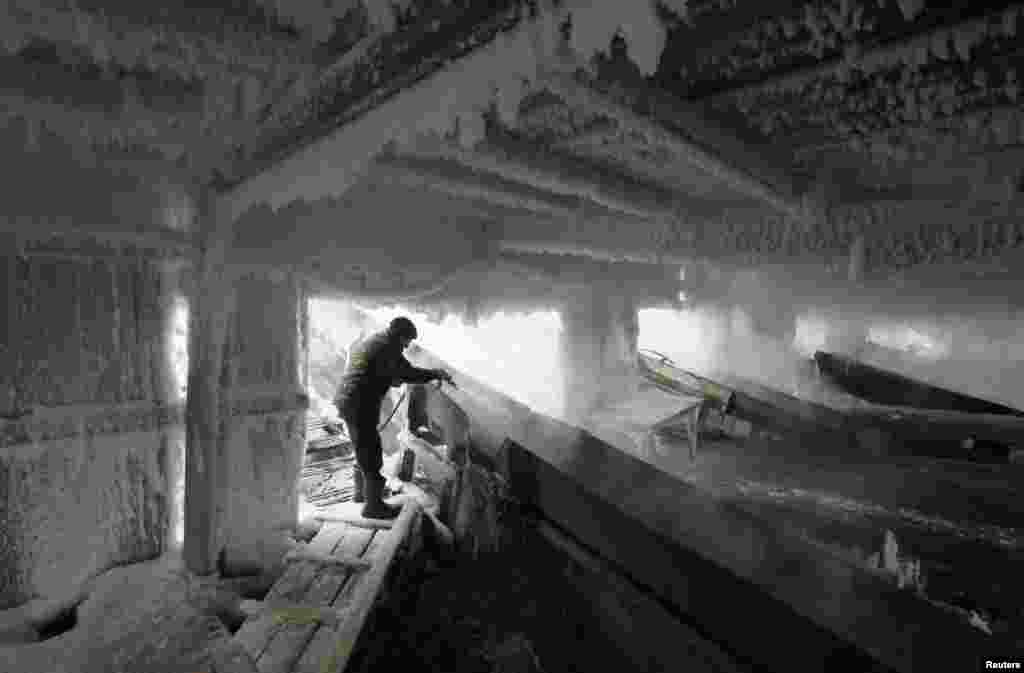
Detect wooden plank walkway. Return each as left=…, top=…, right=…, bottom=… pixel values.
left=217, top=500, right=423, bottom=673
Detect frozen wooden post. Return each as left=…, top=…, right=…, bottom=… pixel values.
left=685, top=400, right=707, bottom=462
left=183, top=189, right=237, bottom=575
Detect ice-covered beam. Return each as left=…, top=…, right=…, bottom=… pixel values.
left=0, top=49, right=204, bottom=116
left=369, top=155, right=602, bottom=219
left=497, top=251, right=680, bottom=299
left=540, top=71, right=809, bottom=218
left=0, top=94, right=209, bottom=161
left=0, top=0, right=312, bottom=83
left=407, top=135, right=679, bottom=220
left=215, top=1, right=525, bottom=223
left=702, top=4, right=1024, bottom=106
left=218, top=0, right=678, bottom=222
left=499, top=194, right=1023, bottom=277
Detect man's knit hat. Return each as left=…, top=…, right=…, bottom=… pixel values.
left=388, top=316, right=418, bottom=341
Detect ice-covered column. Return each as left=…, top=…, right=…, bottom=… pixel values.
left=218, top=270, right=308, bottom=575
left=183, top=192, right=237, bottom=575
left=559, top=283, right=639, bottom=426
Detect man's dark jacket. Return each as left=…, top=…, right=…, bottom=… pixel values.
left=334, top=330, right=435, bottom=416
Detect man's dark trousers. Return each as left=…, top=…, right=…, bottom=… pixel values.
left=337, top=400, right=384, bottom=487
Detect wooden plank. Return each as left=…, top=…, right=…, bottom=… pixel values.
left=305, top=523, right=351, bottom=556
left=292, top=529, right=382, bottom=673
left=333, top=526, right=376, bottom=561
left=234, top=561, right=320, bottom=663
left=240, top=600, right=344, bottom=627
left=235, top=523, right=355, bottom=669
left=257, top=527, right=376, bottom=673
left=314, top=503, right=396, bottom=529
left=297, top=505, right=420, bottom=673
left=283, top=550, right=372, bottom=570
left=319, top=504, right=420, bottom=673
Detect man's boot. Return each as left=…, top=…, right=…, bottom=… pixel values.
left=361, top=475, right=401, bottom=520
left=352, top=467, right=365, bottom=504
left=353, top=466, right=394, bottom=503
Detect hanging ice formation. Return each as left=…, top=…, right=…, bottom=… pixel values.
left=232, top=0, right=670, bottom=215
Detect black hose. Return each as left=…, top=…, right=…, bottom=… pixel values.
left=377, top=387, right=409, bottom=432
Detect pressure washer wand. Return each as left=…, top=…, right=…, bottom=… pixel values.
left=435, top=371, right=457, bottom=389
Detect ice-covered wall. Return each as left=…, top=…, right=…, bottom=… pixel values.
left=0, top=253, right=179, bottom=608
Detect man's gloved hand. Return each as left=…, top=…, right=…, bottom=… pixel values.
left=434, top=369, right=455, bottom=386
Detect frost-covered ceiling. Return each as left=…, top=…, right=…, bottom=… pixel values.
left=3, top=0, right=1023, bottom=300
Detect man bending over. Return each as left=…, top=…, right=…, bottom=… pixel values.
left=334, top=316, right=453, bottom=519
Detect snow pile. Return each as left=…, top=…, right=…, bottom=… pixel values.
left=224, top=0, right=669, bottom=220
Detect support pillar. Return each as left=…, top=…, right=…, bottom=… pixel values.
left=183, top=191, right=236, bottom=575
left=219, top=271, right=307, bottom=574
left=184, top=191, right=309, bottom=575
left=559, top=283, right=639, bottom=426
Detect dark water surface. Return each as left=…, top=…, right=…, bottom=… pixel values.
left=649, top=434, right=1024, bottom=642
